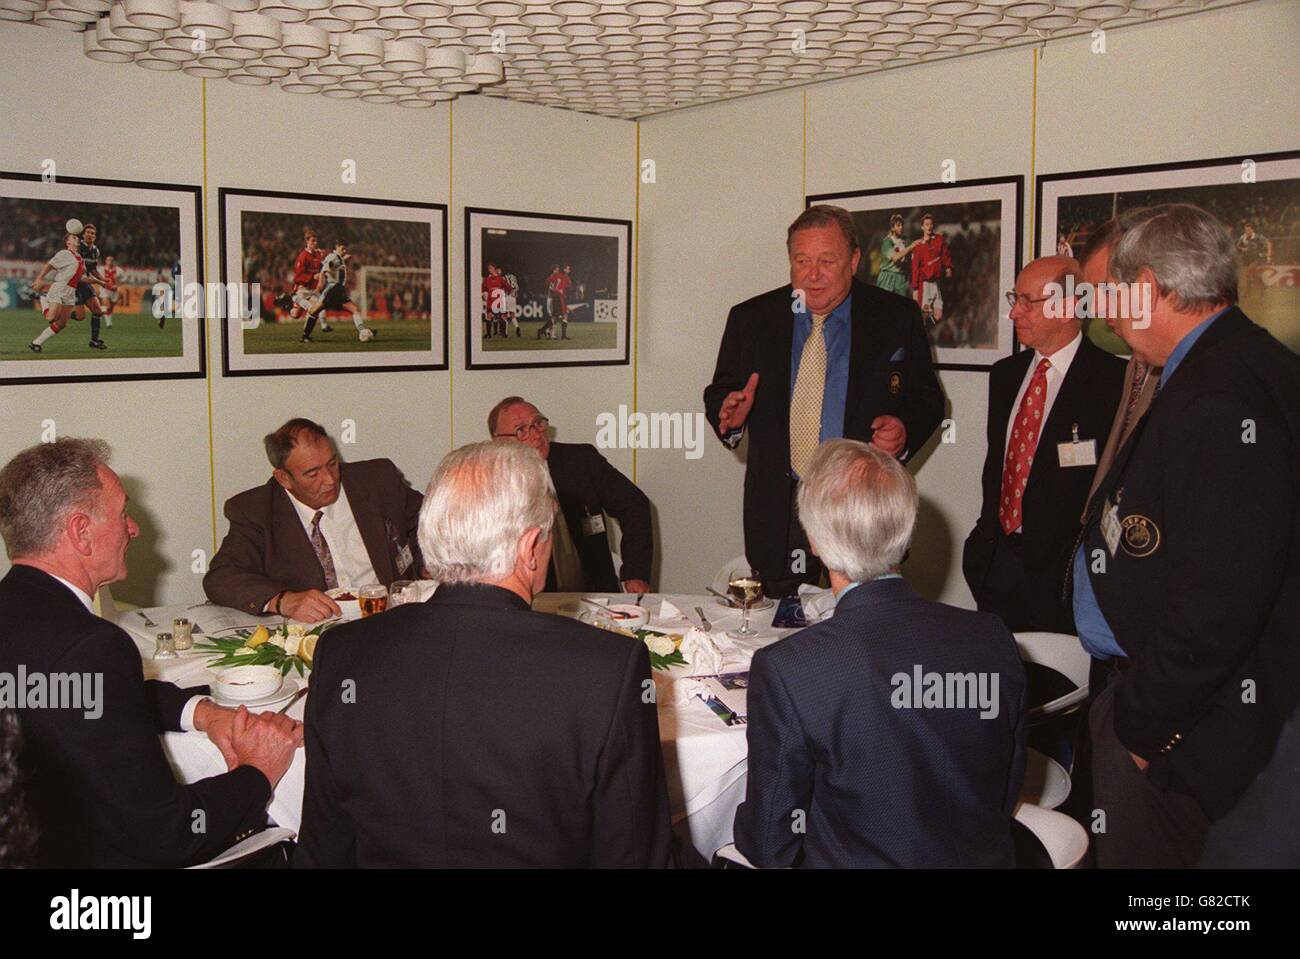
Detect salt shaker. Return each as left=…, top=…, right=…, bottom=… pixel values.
left=172, top=617, right=193, bottom=651
left=153, top=632, right=177, bottom=659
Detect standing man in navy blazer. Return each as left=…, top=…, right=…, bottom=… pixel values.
left=204, top=418, right=424, bottom=622
left=963, top=255, right=1125, bottom=632
left=734, top=440, right=1027, bottom=868
left=704, top=205, right=945, bottom=597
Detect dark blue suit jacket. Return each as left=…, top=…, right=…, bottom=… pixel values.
left=734, top=577, right=1028, bottom=867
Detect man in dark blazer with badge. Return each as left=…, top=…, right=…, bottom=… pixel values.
left=963, top=255, right=1125, bottom=632
left=489, top=397, right=654, bottom=594
left=704, top=205, right=946, bottom=596
left=204, top=418, right=424, bottom=622
left=1073, top=203, right=1300, bottom=866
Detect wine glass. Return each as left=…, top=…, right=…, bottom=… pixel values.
left=726, top=566, right=763, bottom=638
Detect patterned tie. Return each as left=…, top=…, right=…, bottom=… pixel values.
left=789, top=312, right=828, bottom=477
left=310, top=510, right=339, bottom=590
left=1115, top=360, right=1152, bottom=451
left=999, top=358, right=1051, bottom=535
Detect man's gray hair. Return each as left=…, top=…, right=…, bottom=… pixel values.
left=419, top=441, right=557, bottom=584
left=1110, top=203, right=1238, bottom=312
left=0, top=438, right=112, bottom=559
left=796, top=439, right=917, bottom=582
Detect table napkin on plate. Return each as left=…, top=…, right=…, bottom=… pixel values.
left=798, top=584, right=836, bottom=623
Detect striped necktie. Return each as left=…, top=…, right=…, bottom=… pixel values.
left=310, top=510, right=339, bottom=590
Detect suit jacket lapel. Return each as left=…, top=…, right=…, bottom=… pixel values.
left=1027, top=338, right=1096, bottom=492
left=844, top=282, right=889, bottom=437
left=767, top=288, right=794, bottom=462
left=992, top=350, right=1032, bottom=478
left=272, top=483, right=327, bottom=590
left=343, top=467, right=395, bottom=583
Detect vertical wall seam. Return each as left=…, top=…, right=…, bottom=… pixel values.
left=202, top=79, right=217, bottom=556
left=448, top=100, right=455, bottom=450
left=632, top=121, right=641, bottom=485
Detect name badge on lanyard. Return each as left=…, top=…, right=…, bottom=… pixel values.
left=1058, top=423, right=1097, bottom=468
left=581, top=509, right=606, bottom=537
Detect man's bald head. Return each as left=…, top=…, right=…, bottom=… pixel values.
left=1009, top=254, right=1082, bottom=356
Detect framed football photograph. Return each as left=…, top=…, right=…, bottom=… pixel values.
left=464, top=207, right=632, bottom=370
left=0, top=171, right=205, bottom=385
left=219, top=187, right=448, bottom=377
left=808, top=175, right=1023, bottom=371
left=1037, top=150, right=1300, bottom=356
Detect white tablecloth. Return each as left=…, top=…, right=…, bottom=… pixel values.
left=122, top=592, right=797, bottom=862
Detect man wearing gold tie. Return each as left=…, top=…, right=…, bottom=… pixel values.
left=704, top=205, right=946, bottom=597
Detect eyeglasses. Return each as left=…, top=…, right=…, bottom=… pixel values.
left=1005, top=291, right=1054, bottom=311
left=495, top=416, right=549, bottom=441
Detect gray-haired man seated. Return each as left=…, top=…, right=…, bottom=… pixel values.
left=295, top=441, right=672, bottom=867
left=734, top=439, right=1028, bottom=867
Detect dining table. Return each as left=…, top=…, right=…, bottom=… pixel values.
left=119, top=589, right=801, bottom=864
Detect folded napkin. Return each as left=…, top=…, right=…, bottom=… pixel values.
left=798, top=584, right=836, bottom=623
left=656, top=598, right=682, bottom=622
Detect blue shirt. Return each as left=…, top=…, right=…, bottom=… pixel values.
left=834, top=572, right=901, bottom=606
left=1071, top=308, right=1228, bottom=659
left=789, top=294, right=852, bottom=476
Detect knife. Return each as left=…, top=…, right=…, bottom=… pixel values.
left=695, top=605, right=712, bottom=631
left=277, top=686, right=309, bottom=715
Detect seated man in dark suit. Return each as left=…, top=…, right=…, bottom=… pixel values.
left=295, top=440, right=673, bottom=867
left=489, top=396, right=653, bottom=594
left=734, top=439, right=1028, bottom=868
left=0, top=438, right=301, bottom=867
left=963, top=255, right=1125, bottom=632
left=204, top=417, right=424, bottom=622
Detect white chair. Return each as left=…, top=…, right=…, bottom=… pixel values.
left=711, top=555, right=752, bottom=597
left=1019, top=747, right=1072, bottom=810
left=188, top=827, right=296, bottom=869
left=1013, top=631, right=1091, bottom=718
left=1013, top=803, right=1089, bottom=869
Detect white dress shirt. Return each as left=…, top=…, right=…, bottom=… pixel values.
left=1004, top=330, right=1083, bottom=461
left=1002, top=330, right=1083, bottom=534
left=286, top=485, right=379, bottom=590
left=49, top=572, right=204, bottom=731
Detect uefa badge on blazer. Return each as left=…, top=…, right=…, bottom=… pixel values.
left=888, top=371, right=902, bottom=395
left=1120, top=514, right=1160, bottom=558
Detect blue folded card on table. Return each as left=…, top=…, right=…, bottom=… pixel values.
left=772, top=596, right=808, bottom=629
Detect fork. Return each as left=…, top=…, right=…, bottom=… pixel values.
left=137, top=610, right=158, bottom=629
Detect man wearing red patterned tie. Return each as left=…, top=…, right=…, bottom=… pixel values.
left=963, top=256, right=1125, bottom=632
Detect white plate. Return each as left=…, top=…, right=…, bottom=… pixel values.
left=210, top=676, right=301, bottom=710
left=712, top=595, right=774, bottom=612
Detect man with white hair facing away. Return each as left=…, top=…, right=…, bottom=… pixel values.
left=733, top=439, right=1027, bottom=868
left=295, top=441, right=673, bottom=868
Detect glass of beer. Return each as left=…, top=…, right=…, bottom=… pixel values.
left=359, top=584, right=389, bottom=617
left=726, top=566, right=763, bottom=638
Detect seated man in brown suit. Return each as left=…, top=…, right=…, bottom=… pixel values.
left=204, top=418, right=423, bottom=622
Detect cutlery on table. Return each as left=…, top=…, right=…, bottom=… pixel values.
left=277, top=686, right=309, bottom=715
left=705, top=586, right=735, bottom=607
left=695, top=606, right=712, bottom=631
left=137, top=610, right=158, bottom=629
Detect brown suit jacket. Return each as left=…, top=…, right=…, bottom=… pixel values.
left=203, top=458, right=424, bottom=614
left=1083, top=355, right=1161, bottom=519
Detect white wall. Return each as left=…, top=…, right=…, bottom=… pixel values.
left=0, top=22, right=634, bottom=606
left=637, top=0, right=1299, bottom=604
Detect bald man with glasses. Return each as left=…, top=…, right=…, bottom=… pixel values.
left=489, top=397, right=653, bottom=594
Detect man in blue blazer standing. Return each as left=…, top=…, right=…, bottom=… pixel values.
left=734, top=439, right=1028, bottom=867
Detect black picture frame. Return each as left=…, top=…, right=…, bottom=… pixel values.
left=219, top=186, right=448, bottom=378
left=464, top=206, right=632, bottom=371
left=1036, top=150, right=1300, bottom=356
left=0, top=170, right=206, bottom=386
left=808, top=175, right=1024, bottom=372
